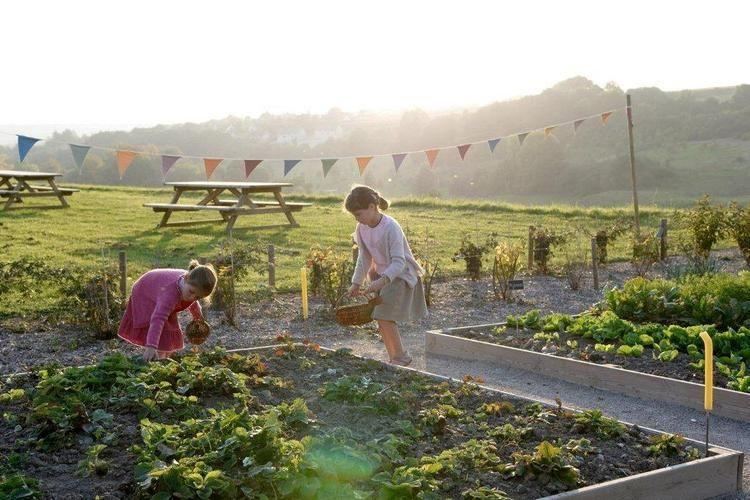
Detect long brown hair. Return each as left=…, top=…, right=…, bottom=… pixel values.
left=344, top=185, right=389, bottom=212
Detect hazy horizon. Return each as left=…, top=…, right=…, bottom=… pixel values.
left=2, top=0, right=749, bottom=127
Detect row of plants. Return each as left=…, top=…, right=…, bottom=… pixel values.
left=493, top=308, right=750, bottom=392
left=0, top=342, right=701, bottom=498
left=605, top=272, right=750, bottom=330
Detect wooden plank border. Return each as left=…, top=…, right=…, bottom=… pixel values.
left=425, top=325, right=750, bottom=423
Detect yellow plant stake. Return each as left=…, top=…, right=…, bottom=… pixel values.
left=300, top=267, right=309, bottom=320
left=699, top=331, right=713, bottom=457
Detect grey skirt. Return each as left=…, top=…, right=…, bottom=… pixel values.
left=372, top=276, right=428, bottom=323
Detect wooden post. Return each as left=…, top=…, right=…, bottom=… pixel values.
left=527, top=226, right=535, bottom=271
left=118, top=251, right=127, bottom=298
left=659, top=218, right=668, bottom=260
left=590, top=237, right=599, bottom=290
left=626, top=94, right=641, bottom=237
left=267, top=245, right=276, bottom=288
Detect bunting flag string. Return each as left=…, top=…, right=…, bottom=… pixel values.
left=17, top=135, right=40, bottom=162
left=244, top=159, right=263, bottom=178
left=457, top=144, right=471, bottom=160
left=284, top=159, right=301, bottom=176
left=392, top=153, right=407, bottom=171
left=161, top=155, right=181, bottom=177
left=116, top=150, right=137, bottom=179
left=1, top=106, right=626, bottom=178
left=321, top=158, right=338, bottom=177
left=356, top=156, right=373, bottom=175
left=70, top=144, right=91, bottom=172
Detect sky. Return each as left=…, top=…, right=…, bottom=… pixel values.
left=1, top=0, right=749, bottom=130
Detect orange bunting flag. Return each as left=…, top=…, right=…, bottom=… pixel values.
left=425, top=149, right=440, bottom=168
left=204, top=158, right=223, bottom=179
left=116, top=150, right=137, bottom=179
left=601, top=111, right=613, bottom=125
left=356, top=156, right=373, bottom=175
left=457, top=144, right=471, bottom=160
left=544, top=126, right=556, bottom=138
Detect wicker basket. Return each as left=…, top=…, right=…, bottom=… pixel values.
left=334, top=293, right=382, bottom=326
left=185, top=319, right=211, bottom=345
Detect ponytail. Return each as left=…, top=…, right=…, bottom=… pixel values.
left=344, top=185, right=390, bottom=212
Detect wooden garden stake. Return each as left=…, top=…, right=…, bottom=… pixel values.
left=626, top=94, right=641, bottom=237
left=527, top=226, right=535, bottom=271
left=300, top=267, right=309, bottom=320
left=699, top=331, right=714, bottom=457
left=268, top=245, right=276, bottom=288
left=590, top=237, right=599, bottom=290
left=659, top=219, right=668, bottom=260
left=118, top=251, right=127, bottom=298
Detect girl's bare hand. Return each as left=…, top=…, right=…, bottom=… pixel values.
left=142, top=346, right=158, bottom=362
left=347, top=284, right=361, bottom=296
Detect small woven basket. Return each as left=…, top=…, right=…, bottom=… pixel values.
left=185, top=319, right=211, bottom=345
left=334, top=293, right=381, bottom=326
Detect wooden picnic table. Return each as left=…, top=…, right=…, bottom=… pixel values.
left=0, top=170, right=79, bottom=210
left=144, top=181, right=312, bottom=233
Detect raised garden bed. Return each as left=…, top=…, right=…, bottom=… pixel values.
left=425, top=315, right=750, bottom=423
left=0, top=340, right=743, bottom=499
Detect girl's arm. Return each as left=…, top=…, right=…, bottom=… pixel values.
left=351, top=227, right=372, bottom=286
left=145, top=295, right=177, bottom=348
left=188, top=300, right=203, bottom=320
left=380, top=224, right=407, bottom=283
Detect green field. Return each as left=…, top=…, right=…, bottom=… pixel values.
left=0, top=184, right=735, bottom=318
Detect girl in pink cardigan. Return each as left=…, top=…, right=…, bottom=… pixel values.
left=118, top=260, right=217, bottom=361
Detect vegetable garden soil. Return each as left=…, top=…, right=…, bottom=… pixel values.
left=0, top=345, right=702, bottom=499
left=455, top=325, right=735, bottom=390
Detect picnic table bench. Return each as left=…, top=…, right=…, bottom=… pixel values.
left=0, top=170, right=79, bottom=210
left=144, top=181, right=311, bottom=233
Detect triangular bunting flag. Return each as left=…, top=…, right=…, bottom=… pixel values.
left=425, top=149, right=440, bottom=168
left=457, top=144, right=471, bottom=160
left=17, top=135, right=40, bottom=162
left=601, top=111, right=613, bottom=125
left=356, top=156, right=373, bottom=176
left=517, top=132, right=530, bottom=146
left=573, top=119, right=585, bottom=133
left=116, top=150, right=137, bottom=179
left=321, top=159, right=338, bottom=177
left=161, top=155, right=180, bottom=177
left=69, top=144, right=91, bottom=172
left=284, top=159, right=301, bottom=176
left=244, top=160, right=263, bottom=178
left=204, top=158, right=223, bottom=179
left=488, top=138, right=501, bottom=153
left=392, top=153, right=407, bottom=171
left=544, top=126, right=556, bottom=138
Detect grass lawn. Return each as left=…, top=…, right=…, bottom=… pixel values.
left=0, top=184, right=734, bottom=317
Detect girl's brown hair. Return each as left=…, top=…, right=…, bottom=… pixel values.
left=186, top=260, right=218, bottom=302
left=344, top=185, right=389, bottom=212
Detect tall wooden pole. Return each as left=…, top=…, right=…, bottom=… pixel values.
left=626, top=94, right=641, bottom=236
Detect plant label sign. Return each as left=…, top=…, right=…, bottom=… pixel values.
left=509, top=279, right=524, bottom=290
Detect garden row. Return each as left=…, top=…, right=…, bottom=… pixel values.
left=1, top=342, right=740, bottom=499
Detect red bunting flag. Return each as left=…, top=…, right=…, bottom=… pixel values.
left=244, top=160, right=262, bottom=178
left=425, top=149, right=440, bottom=168
left=356, top=156, right=373, bottom=175
left=457, top=144, right=471, bottom=160
left=204, top=158, right=223, bottom=179
left=601, top=111, right=613, bottom=125
left=544, top=126, right=556, bottom=138
left=116, top=150, right=137, bottom=179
